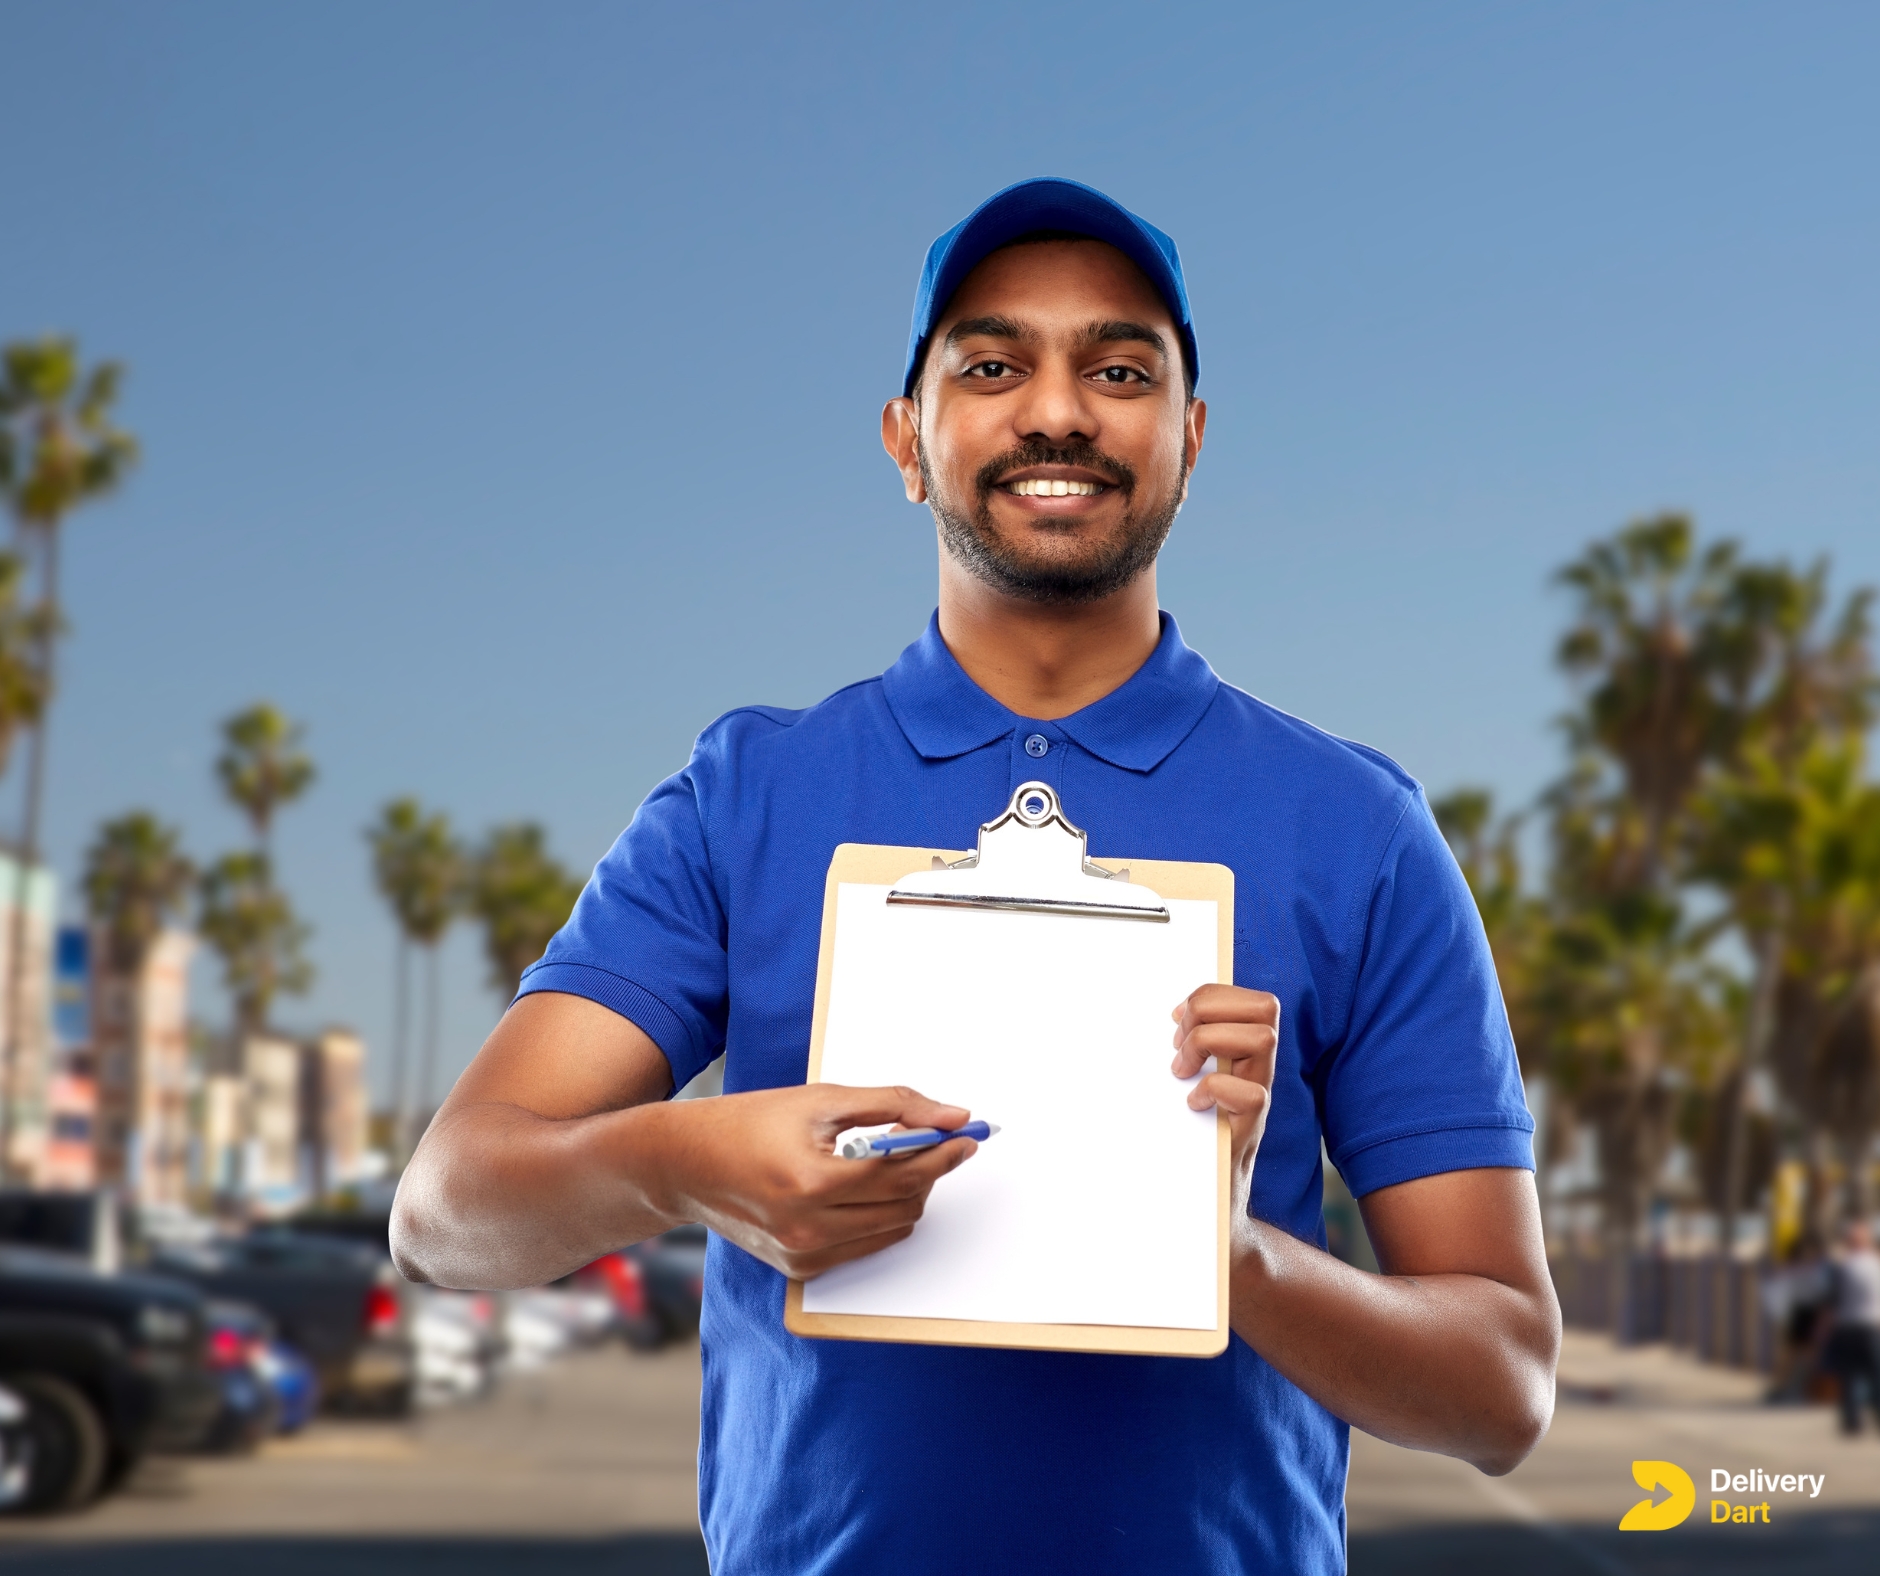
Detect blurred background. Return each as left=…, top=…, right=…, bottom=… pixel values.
left=2, top=2, right=1878, bottom=1571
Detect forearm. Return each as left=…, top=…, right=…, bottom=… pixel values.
left=391, top=1099, right=686, bottom=1290
left=1230, top=1220, right=1559, bottom=1475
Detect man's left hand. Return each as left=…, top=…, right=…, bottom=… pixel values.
left=1172, top=984, right=1278, bottom=1234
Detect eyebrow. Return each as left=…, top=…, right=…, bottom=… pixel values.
left=1085, top=320, right=1168, bottom=360
left=941, top=315, right=1169, bottom=363
left=944, top=315, right=1033, bottom=347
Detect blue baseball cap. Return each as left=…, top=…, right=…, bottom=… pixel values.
left=902, top=177, right=1198, bottom=398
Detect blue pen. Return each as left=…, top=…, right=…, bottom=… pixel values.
left=838, top=1121, right=999, bottom=1159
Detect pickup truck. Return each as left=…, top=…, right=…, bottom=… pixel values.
left=0, top=1246, right=220, bottom=1511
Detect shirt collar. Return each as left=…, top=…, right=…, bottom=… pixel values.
left=881, top=610, right=1220, bottom=774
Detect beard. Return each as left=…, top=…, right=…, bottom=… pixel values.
left=918, top=436, right=1185, bottom=606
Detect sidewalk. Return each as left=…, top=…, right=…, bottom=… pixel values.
left=1349, top=1330, right=1880, bottom=1575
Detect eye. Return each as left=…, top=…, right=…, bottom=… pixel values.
left=965, top=360, right=1014, bottom=380
left=1095, top=365, right=1149, bottom=385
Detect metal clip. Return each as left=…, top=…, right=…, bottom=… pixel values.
left=886, top=782, right=1168, bottom=922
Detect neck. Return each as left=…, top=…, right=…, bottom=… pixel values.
left=936, top=556, right=1163, bottom=720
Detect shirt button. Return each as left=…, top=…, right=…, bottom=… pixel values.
left=1025, top=734, right=1050, bottom=758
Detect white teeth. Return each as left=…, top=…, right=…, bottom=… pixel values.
left=1009, top=479, right=1099, bottom=496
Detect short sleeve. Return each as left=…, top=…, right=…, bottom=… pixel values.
left=516, top=758, right=728, bottom=1093
left=1319, top=789, right=1534, bottom=1197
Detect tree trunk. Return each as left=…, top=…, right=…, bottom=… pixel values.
left=1805, top=1129, right=1840, bottom=1245
left=0, top=528, right=58, bottom=1183
left=390, top=939, right=410, bottom=1165
left=1722, top=923, right=1784, bottom=1251
left=415, top=941, right=441, bottom=1151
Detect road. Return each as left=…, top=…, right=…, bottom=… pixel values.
left=0, top=1330, right=1874, bottom=1573
left=0, top=1343, right=708, bottom=1575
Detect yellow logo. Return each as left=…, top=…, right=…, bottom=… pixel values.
left=1619, top=1460, right=1696, bottom=1531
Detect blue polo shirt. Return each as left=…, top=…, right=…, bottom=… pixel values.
left=519, top=611, right=1533, bottom=1576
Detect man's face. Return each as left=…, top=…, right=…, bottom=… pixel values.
left=883, top=240, right=1205, bottom=605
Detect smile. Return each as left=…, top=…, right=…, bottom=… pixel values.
left=1004, top=479, right=1104, bottom=497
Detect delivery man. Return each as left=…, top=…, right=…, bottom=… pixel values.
left=393, top=177, right=1561, bottom=1574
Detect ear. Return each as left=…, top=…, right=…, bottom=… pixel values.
left=881, top=397, right=926, bottom=504
left=1184, top=397, right=1207, bottom=474
left=1178, top=397, right=1207, bottom=504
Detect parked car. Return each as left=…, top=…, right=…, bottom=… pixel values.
left=410, top=1287, right=503, bottom=1406
left=0, top=1383, right=30, bottom=1509
left=0, top=1246, right=221, bottom=1512
left=575, top=1226, right=708, bottom=1350
left=150, top=1231, right=413, bottom=1415
left=0, top=1190, right=121, bottom=1271
left=504, top=1285, right=618, bottom=1370
left=630, top=1225, right=708, bottom=1342
left=224, top=1305, right=320, bottom=1434
left=198, top=1301, right=320, bottom=1449
left=196, top=1332, right=275, bottom=1455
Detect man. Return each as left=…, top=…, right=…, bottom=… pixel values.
left=393, top=177, right=1560, bottom=1574
left=1825, top=1219, right=1880, bottom=1434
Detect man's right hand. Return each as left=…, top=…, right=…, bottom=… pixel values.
left=392, top=991, right=979, bottom=1290
left=651, top=1084, right=979, bottom=1280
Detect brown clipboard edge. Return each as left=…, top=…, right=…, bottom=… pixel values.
left=783, top=841, right=1235, bottom=1359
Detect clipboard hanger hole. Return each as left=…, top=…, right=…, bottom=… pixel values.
left=1000, top=782, right=1121, bottom=881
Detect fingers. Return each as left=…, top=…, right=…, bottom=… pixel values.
left=822, top=1136, right=979, bottom=1204
left=1187, top=1070, right=1269, bottom=1118
left=781, top=1195, right=931, bottom=1254
left=784, top=1223, right=918, bottom=1280
left=769, top=1145, right=978, bottom=1279
left=1171, top=983, right=1280, bottom=1035
left=813, top=1084, right=970, bottom=1137
left=1171, top=986, right=1280, bottom=1081
left=1170, top=1020, right=1278, bottom=1081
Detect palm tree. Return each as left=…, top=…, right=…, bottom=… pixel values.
left=0, top=338, right=136, bottom=1174
left=1698, top=741, right=1880, bottom=1234
left=84, top=813, right=195, bottom=976
left=1549, top=520, right=1880, bottom=1256
left=215, top=704, right=315, bottom=865
left=1544, top=518, right=1749, bottom=1266
left=197, top=851, right=314, bottom=1043
left=470, top=824, right=583, bottom=1004
left=82, top=814, right=194, bottom=1122
left=366, top=799, right=464, bottom=1158
left=1685, top=557, right=1877, bottom=1244
left=207, top=703, right=315, bottom=1053
left=0, top=555, right=51, bottom=781
left=1553, top=514, right=1744, bottom=890
left=1432, top=790, right=1539, bottom=1050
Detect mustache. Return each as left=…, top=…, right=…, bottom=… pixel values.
left=974, top=440, right=1136, bottom=501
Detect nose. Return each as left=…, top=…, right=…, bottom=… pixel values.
left=1008, top=353, right=1097, bottom=448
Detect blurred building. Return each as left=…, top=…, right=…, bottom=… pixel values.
left=199, top=1067, right=245, bottom=1196
left=198, top=1028, right=371, bottom=1212
left=0, top=851, right=58, bottom=1181
left=241, top=1033, right=304, bottom=1206
left=91, top=929, right=196, bottom=1205
left=39, top=1068, right=97, bottom=1190
left=42, top=926, right=97, bottom=1189
left=305, top=1027, right=367, bottom=1196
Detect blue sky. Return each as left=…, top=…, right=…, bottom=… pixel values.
left=7, top=1, right=1878, bottom=1103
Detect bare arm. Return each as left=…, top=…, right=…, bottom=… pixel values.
left=1174, top=985, right=1560, bottom=1476
left=391, top=991, right=980, bottom=1290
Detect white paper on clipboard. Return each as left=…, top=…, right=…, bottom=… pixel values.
left=800, top=784, right=1221, bottom=1331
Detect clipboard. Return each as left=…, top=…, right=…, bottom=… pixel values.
left=784, top=782, right=1234, bottom=1358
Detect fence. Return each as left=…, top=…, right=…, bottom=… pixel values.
left=1550, top=1250, right=1776, bottom=1371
